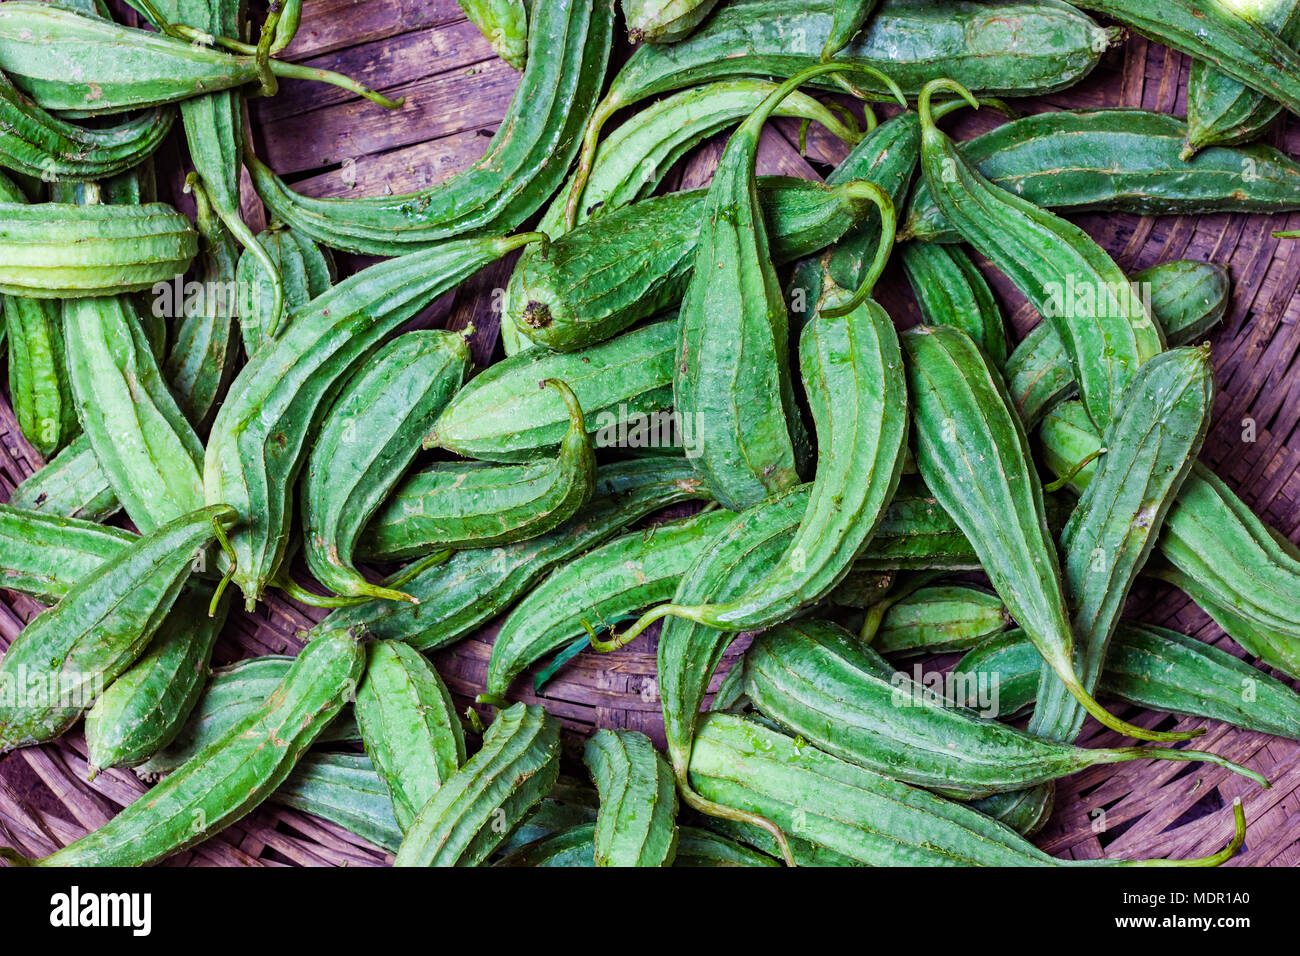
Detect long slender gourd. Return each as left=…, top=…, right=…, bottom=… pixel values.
left=872, top=584, right=1009, bottom=657
left=0, top=505, right=235, bottom=752
left=1069, top=0, right=1300, bottom=120
left=355, top=641, right=466, bottom=832
left=360, top=380, right=596, bottom=562
left=566, top=0, right=1119, bottom=222
left=741, top=620, right=1267, bottom=797
left=608, top=274, right=906, bottom=642
left=902, top=110, right=1300, bottom=242
left=480, top=508, right=734, bottom=705
left=426, top=319, right=677, bottom=463
left=1039, top=406, right=1300, bottom=681
left=83, top=585, right=230, bottom=774
left=0, top=69, right=173, bottom=181
left=2, top=627, right=363, bottom=866
left=204, top=232, right=546, bottom=610
left=501, top=79, right=862, bottom=354
left=915, top=82, right=1163, bottom=432
left=676, top=64, right=902, bottom=510
left=1006, top=260, right=1228, bottom=428
left=135, top=655, right=361, bottom=776
left=688, top=713, right=1247, bottom=867
left=393, top=703, right=561, bottom=867
left=247, top=0, right=612, bottom=255
left=64, top=294, right=207, bottom=534
left=584, top=729, right=678, bottom=867
left=957, top=624, right=1300, bottom=742
left=6, top=295, right=77, bottom=459
left=0, top=3, right=401, bottom=115
left=0, top=201, right=196, bottom=298
left=902, top=322, right=1193, bottom=743
left=322, top=459, right=710, bottom=653
left=0, top=504, right=135, bottom=603
left=302, top=330, right=470, bottom=601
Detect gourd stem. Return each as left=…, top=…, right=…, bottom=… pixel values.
left=918, top=78, right=979, bottom=131
left=1103, top=748, right=1269, bottom=789
left=860, top=571, right=943, bottom=644
left=819, top=180, right=894, bottom=318
left=385, top=549, right=453, bottom=592
left=268, top=61, right=405, bottom=110
left=209, top=517, right=238, bottom=618
left=1275, top=230, right=1300, bottom=238
left=676, top=769, right=796, bottom=868
left=1123, top=799, right=1245, bottom=867
left=272, top=572, right=369, bottom=608
left=1061, top=671, right=1204, bottom=742
left=1043, top=446, right=1105, bottom=493
left=256, top=5, right=284, bottom=95
left=590, top=603, right=714, bottom=653
left=565, top=93, right=622, bottom=230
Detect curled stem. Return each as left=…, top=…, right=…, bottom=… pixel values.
left=210, top=516, right=238, bottom=618
left=1062, top=670, right=1203, bottom=743
left=676, top=768, right=796, bottom=868
left=272, top=572, right=369, bottom=608
left=1124, top=799, right=1245, bottom=868
left=918, top=78, right=979, bottom=131
left=819, top=179, right=894, bottom=318
left=268, top=60, right=404, bottom=110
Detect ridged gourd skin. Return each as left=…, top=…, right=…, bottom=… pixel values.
left=568, top=0, right=1119, bottom=219
left=739, top=619, right=1266, bottom=800
left=871, top=584, right=1009, bottom=657
left=8, top=433, right=121, bottom=523
left=0, top=505, right=236, bottom=753
left=0, top=503, right=135, bottom=604
left=236, top=227, right=336, bottom=356
left=623, top=0, right=720, bottom=43
left=0, top=69, right=173, bottom=181
left=6, top=628, right=364, bottom=867
left=325, top=459, right=711, bottom=653
left=1038, top=403, right=1300, bottom=683
left=901, top=322, right=1191, bottom=744
left=901, top=243, right=1008, bottom=366
left=394, top=704, right=561, bottom=867
left=248, top=0, right=615, bottom=255
left=270, top=752, right=404, bottom=853
left=501, top=79, right=864, bottom=353
left=915, top=85, right=1164, bottom=433
left=687, top=712, right=1246, bottom=867
left=427, top=319, right=677, bottom=463
left=1004, top=260, right=1228, bottom=428
left=617, top=294, right=907, bottom=638
left=1185, top=0, right=1300, bottom=152
left=355, top=641, right=466, bottom=832
left=203, top=233, right=544, bottom=610
left=512, top=177, right=880, bottom=353
left=584, top=729, right=679, bottom=866
left=5, top=294, right=78, bottom=459
left=83, top=584, right=230, bottom=774
left=358, top=380, right=596, bottom=563
left=903, top=110, right=1300, bottom=243
left=457, top=0, right=529, bottom=68
left=0, top=202, right=197, bottom=298
left=64, top=294, right=207, bottom=534
left=1069, top=0, right=1300, bottom=121
left=302, top=330, right=470, bottom=601
left=481, top=508, right=734, bottom=703
left=1030, top=347, right=1214, bottom=743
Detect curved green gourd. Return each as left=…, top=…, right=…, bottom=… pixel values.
left=359, top=380, right=595, bottom=562
left=0, top=503, right=135, bottom=603
left=64, top=294, right=207, bottom=533
left=0, top=505, right=235, bottom=752
left=901, top=242, right=1008, bottom=366
left=741, top=619, right=1267, bottom=797
left=302, top=330, right=470, bottom=602
left=5, top=627, right=363, bottom=866
left=584, top=729, right=678, bottom=867
left=393, top=703, right=561, bottom=867
left=902, top=322, right=1192, bottom=744
left=203, top=232, right=546, bottom=610
left=688, top=712, right=1247, bottom=867
left=915, top=82, right=1163, bottom=432
left=871, top=584, right=1009, bottom=657
left=355, top=641, right=466, bottom=832
left=247, top=0, right=613, bottom=255
left=480, top=508, right=733, bottom=703
left=903, top=110, right=1300, bottom=243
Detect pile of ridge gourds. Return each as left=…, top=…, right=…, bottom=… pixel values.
left=6, top=0, right=1300, bottom=868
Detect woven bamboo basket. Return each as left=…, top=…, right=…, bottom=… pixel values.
left=1, top=0, right=1298, bottom=866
